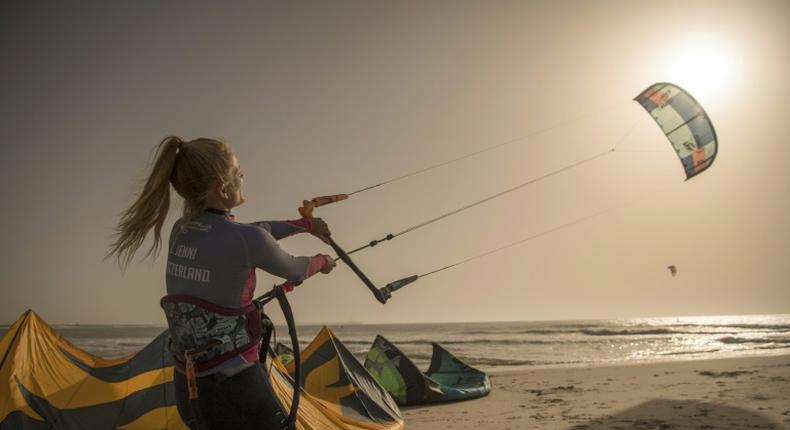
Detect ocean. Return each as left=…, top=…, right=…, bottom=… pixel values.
left=3, top=314, right=789, bottom=373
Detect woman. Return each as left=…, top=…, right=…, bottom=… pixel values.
left=109, top=136, right=335, bottom=429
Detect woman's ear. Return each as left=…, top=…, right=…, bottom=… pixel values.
left=216, top=182, right=229, bottom=199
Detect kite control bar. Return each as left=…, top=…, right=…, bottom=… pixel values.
left=299, top=195, right=389, bottom=304
left=254, top=194, right=420, bottom=305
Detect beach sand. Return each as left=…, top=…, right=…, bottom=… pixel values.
left=402, top=354, right=790, bottom=429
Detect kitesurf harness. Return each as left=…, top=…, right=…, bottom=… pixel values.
left=161, top=285, right=302, bottom=430
left=161, top=295, right=262, bottom=372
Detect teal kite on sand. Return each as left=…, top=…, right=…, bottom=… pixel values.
left=364, top=335, right=491, bottom=405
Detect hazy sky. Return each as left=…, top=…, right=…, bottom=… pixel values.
left=1, top=0, right=788, bottom=325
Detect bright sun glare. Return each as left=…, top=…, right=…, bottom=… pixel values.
left=662, top=37, right=739, bottom=104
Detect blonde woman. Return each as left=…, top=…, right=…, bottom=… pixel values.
left=110, top=136, right=335, bottom=429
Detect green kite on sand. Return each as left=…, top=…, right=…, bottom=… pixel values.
left=364, top=335, right=491, bottom=406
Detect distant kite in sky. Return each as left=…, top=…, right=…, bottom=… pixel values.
left=634, top=82, right=718, bottom=180
left=668, top=265, right=677, bottom=277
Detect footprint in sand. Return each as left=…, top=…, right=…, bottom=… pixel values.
left=696, top=370, right=756, bottom=378
left=630, top=418, right=671, bottom=429
left=695, top=407, right=711, bottom=417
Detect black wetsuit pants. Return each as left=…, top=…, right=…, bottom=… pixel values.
left=174, top=363, right=288, bottom=430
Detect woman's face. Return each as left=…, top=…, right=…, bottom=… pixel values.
left=224, top=155, right=245, bottom=208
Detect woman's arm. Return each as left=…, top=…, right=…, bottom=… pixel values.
left=240, top=224, right=331, bottom=282
left=249, top=219, right=311, bottom=240
left=249, top=217, right=331, bottom=244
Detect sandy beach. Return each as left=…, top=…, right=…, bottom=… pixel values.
left=403, top=354, right=790, bottom=429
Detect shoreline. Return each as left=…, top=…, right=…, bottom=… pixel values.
left=403, top=353, right=790, bottom=429
left=487, top=349, right=790, bottom=375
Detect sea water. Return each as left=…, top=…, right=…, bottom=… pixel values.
left=3, top=314, right=789, bottom=372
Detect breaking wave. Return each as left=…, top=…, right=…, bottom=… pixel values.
left=717, top=336, right=790, bottom=345
left=462, top=357, right=542, bottom=367
left=581, top=328, right=677, bottom=336
left=670, top=323, right=790, bottom=332
left=661, top=349, right=721, bottom=356
left=341, top=338, right=593, bottom=346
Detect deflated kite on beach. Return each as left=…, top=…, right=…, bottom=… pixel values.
left=0, top=310, right=183, bottom=429
left=0, top=311, right=404, bottom=430
left=364, top=335, right=491, bottom=405
left=284, top=327, right=403, bottom=429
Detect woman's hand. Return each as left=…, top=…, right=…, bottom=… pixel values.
left=319, top=254, right=336, bottom=274
left=308, top=217, right=332, bottom=244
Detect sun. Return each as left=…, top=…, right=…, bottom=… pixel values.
left=661, top=36, right=739, bottom=104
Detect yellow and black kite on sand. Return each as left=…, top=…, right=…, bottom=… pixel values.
left=0, top=311, right=404, bottom=430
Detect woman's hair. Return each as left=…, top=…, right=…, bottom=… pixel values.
left=108, top=136, right=235, bottom=268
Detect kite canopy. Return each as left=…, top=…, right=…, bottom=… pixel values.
left=363, top=335, right=491, bottom=406
left=284, top=327, right=403, bottom=430
left=634, top=82, right=718, bottom=180
left=0, top=311, right=403, bottom=430
left=0, top=310, right=184, bottom=430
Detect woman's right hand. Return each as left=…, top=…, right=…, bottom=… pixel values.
left=320, top=254, right=336, bottom=274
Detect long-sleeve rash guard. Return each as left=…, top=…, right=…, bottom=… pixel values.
left=165, top=209, right=324, bottom=374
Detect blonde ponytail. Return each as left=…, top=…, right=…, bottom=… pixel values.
left=109, top=136, right=235, bottom=269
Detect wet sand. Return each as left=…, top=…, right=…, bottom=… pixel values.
left=403, top=354, right=790, bottom=429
